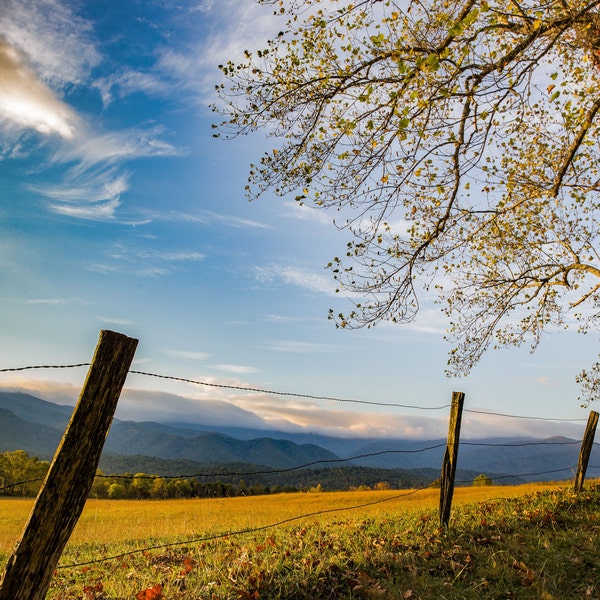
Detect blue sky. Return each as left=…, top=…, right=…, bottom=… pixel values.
left=0, top=0, right=595, bottom=440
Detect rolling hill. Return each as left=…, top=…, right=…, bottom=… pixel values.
left=0, top=391, right=598, bottom=483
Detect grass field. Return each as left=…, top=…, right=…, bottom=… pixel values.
left=0, top=482, right=598, bottom=598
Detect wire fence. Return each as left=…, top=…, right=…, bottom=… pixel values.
left=1, top=360, right=599, bottom=570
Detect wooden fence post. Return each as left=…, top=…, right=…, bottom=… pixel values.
left=439, top=391, right=465, bottom=529
left=573, top=410, right=599, bottom=494
left=0, top=330, right=138, bottom=600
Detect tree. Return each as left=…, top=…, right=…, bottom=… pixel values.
left=107, top=482, right=128, bottom=499
left=0, top=451, right=49, bottom=496
left=215, top=0, right=600, bottom=402
left=472, top=473, right=493, bottom=486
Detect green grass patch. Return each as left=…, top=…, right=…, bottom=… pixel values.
left=1, top=484, right=598, bottom=598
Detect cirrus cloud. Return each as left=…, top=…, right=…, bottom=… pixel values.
left=0, top=39, right=78, bottom=139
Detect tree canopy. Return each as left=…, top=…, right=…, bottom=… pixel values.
left=214, top=0, right=600, bottom=402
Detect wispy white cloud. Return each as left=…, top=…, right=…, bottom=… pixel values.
left=0, top=0, right=100, bottom=87
left=194, top=1, right=281, bottom=101
left=86, top=263, right=120, bottom=275
left=0, top=0, right=100, bottom=139
left=260, top=340, right=339, bottom=354
left=281, top=201, right=333, bottom=226
left=52, top=127, right=183, bottom=174
left=93, top=0, right=282, bottom=109
left=166, top=349, right=210, bottom=361
left=24, top=297, right=70, bottom=305
left=205, top=210, right=273, bottom=230
left=34, top=170, right=129, bottom=202
left=373, top=307, right=448, bottom=336
left=0, top=39, right=78, bottom=138
left=32, top=168, right=129, bottom=220
left=107, top=245, right=205, bottom=264
left=86, top=242, right=205, bottom=278
left=255, top=265, right=338, bottom=297
left=0, top=379, right=588, bottom=440
left=93, top=70, right=172, bottom=108
left=6, top=106, right=183, bottom=221
left=264, top=314, right=305, bottom=324
left=49, top=195, right=121, bottom=221
left=97, top=316, right=136, bottom=326
left=210, top=364, right=259, bottom=374
left=0, top=1, right=185, bottom=221
left=140, top=208, right=271, bottom=230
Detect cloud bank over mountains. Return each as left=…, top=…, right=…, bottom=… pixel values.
left=0, top=377, right=587, bottom=442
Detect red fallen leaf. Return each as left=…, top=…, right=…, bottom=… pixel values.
left=83, top=582, right=104, bottom=600
left=180, top=557, right=196, bottom=575
left=236, top=591, right=259, bottom=599
left=136, top=584, right=163, bottom=600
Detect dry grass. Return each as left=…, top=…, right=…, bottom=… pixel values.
left=0, top=482, right=562, bottom=553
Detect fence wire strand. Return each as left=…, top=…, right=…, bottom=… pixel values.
left=129, top=369, right=451, bottom=410
left=464, top=408, right=587, bottom=422
left=54, top=482, right=438, bottom=569
left=0, top=363, right=592, bottom=422
left=55, top=466, right=600, bottom=569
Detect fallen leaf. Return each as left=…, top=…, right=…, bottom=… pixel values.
left=512, top=559, right=535, bottom=586
left=136, top=584, right=163, bottom=600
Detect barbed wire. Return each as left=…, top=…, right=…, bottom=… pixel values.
left=0, top=363, right=449, bottom=410
left=55, top=465, right=600, bottom=570
left=3, top=438, right=594, bottom=493
left=0, top=442, right=451, bottom=492
left=95, top=439, right=592, bottom=481
left=456, top=465, right=582, bottom=484
left=0, top=363, right=90, bottom=373
left=1, top=363, right=593, bottom=423
left=99, top=442, right=449, bottom=480
left=464, top=408, right=588, bottom=422
left=0, top=476, right=47, bottom=493
left=55, top=481, right=440, bottom=569
left=129, top=369, right=451, bottom=410
left=3, top=447, right=599, bottom=497
left=461, top=440, right=584, bottom=448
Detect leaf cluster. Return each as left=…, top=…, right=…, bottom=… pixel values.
left=215, top=0, right=600, bottom=402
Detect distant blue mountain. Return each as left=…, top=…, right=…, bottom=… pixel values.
left=1, top=391, right=598, bottom=482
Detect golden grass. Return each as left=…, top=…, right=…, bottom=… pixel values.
left=0, top=481, right=564, bottom=555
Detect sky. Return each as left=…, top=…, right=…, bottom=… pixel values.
left=0, top=0, right=596, bottom=442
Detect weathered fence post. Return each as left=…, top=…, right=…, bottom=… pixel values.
left=573, top=410, right=599, bottom=494
left=0, top=330, right=138, bottom=600
left=439, top=391, right=465, bottom=529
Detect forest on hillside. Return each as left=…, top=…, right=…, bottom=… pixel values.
left=1, top=450, right=499, bottom=499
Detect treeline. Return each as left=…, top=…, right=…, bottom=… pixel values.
left=90, top=473, right=287, bottom=499
left=0, top=450, right=50, bottom=496
left=0, top=451, right=503, bottom=499
left=88, top=465, right=436, bottom=500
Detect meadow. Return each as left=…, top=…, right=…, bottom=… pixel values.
left=0, top=482, right=598, bottom=599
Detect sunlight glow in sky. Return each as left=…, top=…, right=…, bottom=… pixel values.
left=0, top=0, right=595, bottom=440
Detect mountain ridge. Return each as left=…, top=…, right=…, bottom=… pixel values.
left=0, top=391, right=598, bottom=482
